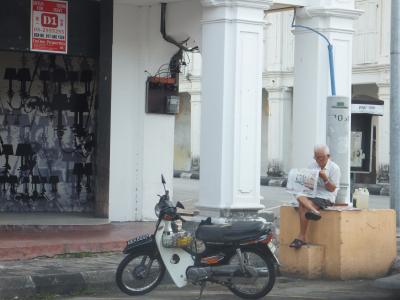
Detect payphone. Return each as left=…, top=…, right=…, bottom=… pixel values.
left=350, top=95, right=384, bottom=174
left=351, top=115, right=371, bottom=172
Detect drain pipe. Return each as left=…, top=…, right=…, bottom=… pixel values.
left=291, top=9, right=336, bottom=96
left=160, top=3, right=198, bottom=52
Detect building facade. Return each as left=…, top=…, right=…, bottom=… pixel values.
left=178, top=0, right=386, bottom=186
left=0, top=0, right=361, bottom=222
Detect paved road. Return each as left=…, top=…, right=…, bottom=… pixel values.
left=59, top=280, right=398, bottom=300
left=172, top=177, right=391, bottom=217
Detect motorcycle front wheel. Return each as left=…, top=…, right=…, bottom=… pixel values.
left=116, top=250, right=165, bottom=296
left=227, top=249, right=276, bottom=299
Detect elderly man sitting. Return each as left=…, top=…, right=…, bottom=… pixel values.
left=289, top=144, right=341, bottom=249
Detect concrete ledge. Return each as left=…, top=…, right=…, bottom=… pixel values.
left=279, top=206, right=397, bottom=279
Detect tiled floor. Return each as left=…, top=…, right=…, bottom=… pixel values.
left=0, top=213, right=155, bottom=260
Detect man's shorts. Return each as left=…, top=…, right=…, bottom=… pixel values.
left=309, top=197, right=334, bottom=209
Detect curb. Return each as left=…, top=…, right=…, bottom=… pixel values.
left=0, top=268, right=176, bottom=300
left=0, top=271, right=108, bottom=300
left=174, top=170, right=199, bottom=180
left=372, top=273, right=400, bottom=290
left=0, top=276, right=35, bottom=300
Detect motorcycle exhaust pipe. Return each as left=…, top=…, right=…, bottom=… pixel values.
left=187, top=265, right=270, bottom=283
left=211, top=265, right=270, bottom=277
left=210, top=265, right=242, bottom=276
left=187, top=265, right=242, bottom=282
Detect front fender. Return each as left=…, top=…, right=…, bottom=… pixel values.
left=123, top=234, right=156, bottom=254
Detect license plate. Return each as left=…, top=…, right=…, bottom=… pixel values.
left=127, top=234, right=150, bottom=245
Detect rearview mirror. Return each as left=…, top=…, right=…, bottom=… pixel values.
left=176, top=201, right=185, bottom=209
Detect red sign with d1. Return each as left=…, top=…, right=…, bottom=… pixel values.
left=31, top=0, right=68, bottom=54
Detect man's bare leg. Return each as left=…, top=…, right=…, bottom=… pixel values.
left=298, top=203, right=309, bottom=242
left=296, top=196, right=321, bottom=242
left=297, top=195, right=320, bottom=214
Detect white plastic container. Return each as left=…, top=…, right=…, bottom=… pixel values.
left=352, top=188, right=369, bottom=209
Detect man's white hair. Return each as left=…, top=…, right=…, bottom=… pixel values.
left=314, top=144, right=330, bottom=155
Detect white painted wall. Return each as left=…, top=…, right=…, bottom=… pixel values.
left=109, top=0, right=202, bottom=221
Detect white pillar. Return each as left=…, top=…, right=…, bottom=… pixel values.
left=292, top=4, right=362, bottom=168
left=267, top=87, right=292, bottom=173
left=377, top=83, right=390, bottom=168
left=190, top=92, right=201, bottom=170
left=198, top=0, right=271, bottom=217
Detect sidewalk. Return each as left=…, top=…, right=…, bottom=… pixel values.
left=0, top=213, right=154, bottom=260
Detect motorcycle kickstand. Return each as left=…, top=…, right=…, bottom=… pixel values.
left=197, top=281, right=206, bottom=300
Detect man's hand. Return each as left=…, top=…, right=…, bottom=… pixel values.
left=319, top=170, right=336, bottom=192
left=319, top=170, right=328, bottom=181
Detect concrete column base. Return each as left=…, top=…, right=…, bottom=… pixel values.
left=279, top=244, right=325, bottom=279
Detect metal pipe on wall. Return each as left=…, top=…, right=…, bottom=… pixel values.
left=390, top=0, right=400, bottom=226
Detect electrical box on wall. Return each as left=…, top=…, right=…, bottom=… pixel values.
left=145, top=77, right=179, bottom=114
left=166, top=95, right=180, bottom=114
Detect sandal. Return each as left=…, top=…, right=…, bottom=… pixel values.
left=289, top=238, right=307, bottom=249
left=305, top=211, right=321, bottom=221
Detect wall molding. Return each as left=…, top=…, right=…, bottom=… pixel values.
left=298, top=6, right=364, bottom=20
left=201, top=0, right=272, bottom=9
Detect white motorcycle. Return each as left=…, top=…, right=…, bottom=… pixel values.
left=116, top=175, right=278, bottom=299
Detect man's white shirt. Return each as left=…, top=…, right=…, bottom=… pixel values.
left=308, top=159, right=341, bottom=203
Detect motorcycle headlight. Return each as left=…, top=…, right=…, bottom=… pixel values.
left=155, top=203, right=161, bottom=217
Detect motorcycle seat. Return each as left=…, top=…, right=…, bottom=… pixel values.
left=196, top=221, right=269, bottom=243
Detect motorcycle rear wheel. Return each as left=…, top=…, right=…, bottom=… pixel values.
left=116, top=250, right=165, bottom=296
left=227, top=249, right=276, bottom=299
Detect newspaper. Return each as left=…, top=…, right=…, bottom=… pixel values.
left=286, top=168, right=319, bottom=198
